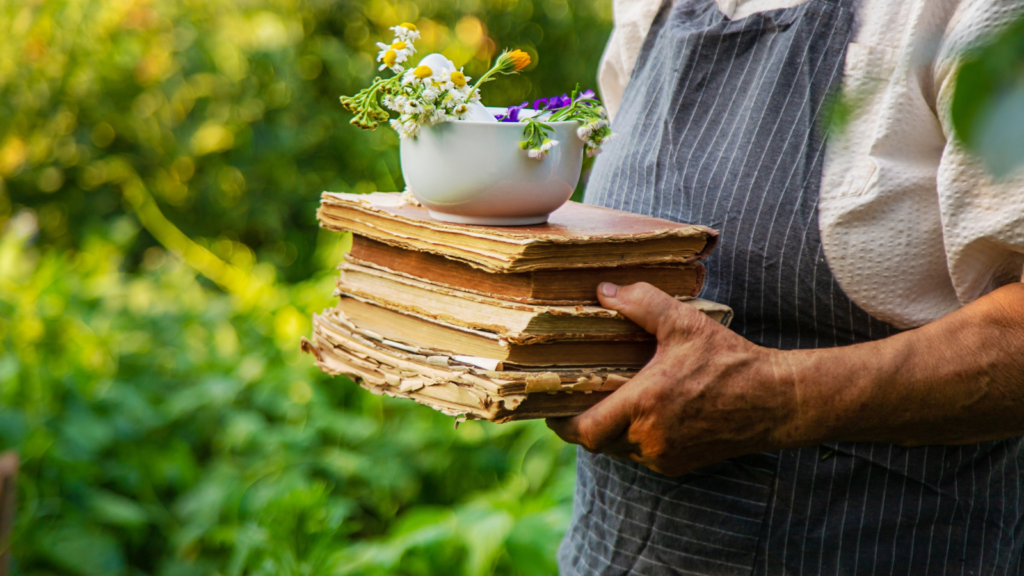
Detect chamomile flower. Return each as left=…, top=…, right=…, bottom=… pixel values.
left=377, top=48, right=403, bottom=73
left=386, top=95, right=408, bottom=114
left=376, top=39, right=414, bottom=73
left=403, top=65, right=435, bottom=88
left=422, top=88, right=438, bottom=103
left=390, top=22, right=421, bottom=43
left=389, top=40, right=415, bottom=59
left=450, top=70, right=468, bottom=88
left=404, top=99, right=424, bottom=115
left=526, top=138, right=559, bottom=160
left=402, top=119, right=420, bottom=137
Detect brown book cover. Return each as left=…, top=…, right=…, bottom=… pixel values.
left=318, top=192, right=718, bottom=273
left=347, top=236, right=706, bottom=304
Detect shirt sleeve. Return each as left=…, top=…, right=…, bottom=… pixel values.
left=598, top=0, right=666, bottom=120
left=933, top=0, right=1024, bottom=304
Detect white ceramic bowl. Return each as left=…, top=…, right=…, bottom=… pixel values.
left=400, top=108, right=583, bottom=225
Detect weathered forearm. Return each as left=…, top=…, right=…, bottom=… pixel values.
left=782, top=282, right=1024, bottom=447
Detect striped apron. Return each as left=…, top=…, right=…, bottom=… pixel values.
left=559, top=0, right=1024, bottom=573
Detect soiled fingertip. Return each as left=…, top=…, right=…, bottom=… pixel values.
left=545, top=416, right=578, bottom=443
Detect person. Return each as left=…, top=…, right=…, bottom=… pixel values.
left=546, top=0, right=1024, bottom=573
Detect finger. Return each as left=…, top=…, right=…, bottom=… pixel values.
left=600, top=433, right=643, bottom=462
left=597, top=282, right=683, bottom=336
left=546, top=386, right=636, bottom=451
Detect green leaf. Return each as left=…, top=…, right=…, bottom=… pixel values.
left=88, top=490, right=149, bottom=528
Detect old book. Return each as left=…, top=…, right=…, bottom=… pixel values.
left=337, top=296, right=656, bottom=367
left=337, top=261, right=654, bottom=344
left=334, top=293, right=733, bottom=368
left=302, top=309, right=638, bottom=421
left=318, top=192, right=717, bottom=273
left=347, top=236, right=706, bottom=304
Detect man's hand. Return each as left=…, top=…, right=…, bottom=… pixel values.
left=547, top=282, right=808, bottom=477
left=548, top=281, right=1024, bottom=476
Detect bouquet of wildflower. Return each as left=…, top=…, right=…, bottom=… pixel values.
left=497, top=87, right=614, bottom=158
left=340, top=23, right=529, bottom=136
left=340, top=24, right=613, bottom=161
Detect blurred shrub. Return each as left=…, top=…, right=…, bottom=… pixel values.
left=0, top=0, right=612, bottom=281
left=0, top=0, right=612, bottom=574
left=0, top=215, right=577, bottom=575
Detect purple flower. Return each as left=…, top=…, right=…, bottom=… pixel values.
left=531, top=90, right=597, bottom=113
left=496, top=101, right=529, bottom=122
left=531, top=94, right=570, bottom=111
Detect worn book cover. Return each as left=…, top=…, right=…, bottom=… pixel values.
left=318, top=192, right=718, bottom=272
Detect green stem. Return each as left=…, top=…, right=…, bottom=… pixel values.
left=465, top=67, right=501, bottom=103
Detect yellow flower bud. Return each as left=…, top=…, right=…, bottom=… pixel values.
left=413, top=65, right=433, bottom=79
left=382, top=50, right=398, bottom=67
left=450, top=71, right=467, bottom=87
left=400, top=22, right=418, bottom=31
left=506, top=49, right=530, bottom=71
left=391, top=41, right=407, bottom=50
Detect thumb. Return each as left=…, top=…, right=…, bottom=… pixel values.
left=598, top=282, right=681, bottom=336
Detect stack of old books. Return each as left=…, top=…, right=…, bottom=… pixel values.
left=301, top=192, right=729, bottom=422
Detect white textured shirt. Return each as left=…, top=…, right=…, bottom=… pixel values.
left=599, top=0, right=1024, bottom=329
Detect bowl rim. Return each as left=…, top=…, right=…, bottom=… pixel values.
left=451, top=106, right=581, bottom=127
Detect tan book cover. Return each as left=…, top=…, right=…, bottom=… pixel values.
left=347, top=235, right=705, bottom=305
left=337, top=261, right=656, bottom=344
left=336, top=296, right=658, bottom=368
left=332, top=291, right=732, bottom=368
left=318, top=192, right=718, bottom=273
left=302, top=309, right=638, bottom=421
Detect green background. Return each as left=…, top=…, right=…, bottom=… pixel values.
left=0, top=0, right=612, bottom=574
left=3, top=0, right=1022, bottom=574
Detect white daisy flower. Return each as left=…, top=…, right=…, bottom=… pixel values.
left=389, top=118, right=409, bottom=137
left=376, top=43, right=409, bottom=74
left=403, top=65, right=435, bottom=88
left=422, top=88, right=438, bottom=103
left=389, top=39, right=415, bottom=59
left=404, top=99, right=423, bottom=115
left=390, top=23, right=421, bottom=43
left=539, top=139, right=559, bottom=153
left=402, top=120, right=420, bottom=137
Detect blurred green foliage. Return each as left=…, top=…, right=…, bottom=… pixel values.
left=0, top=0, right=612, bottom=574
left=951, top=13, right=1024, bottom=178
left=0, top=0, right=611, bottom=282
